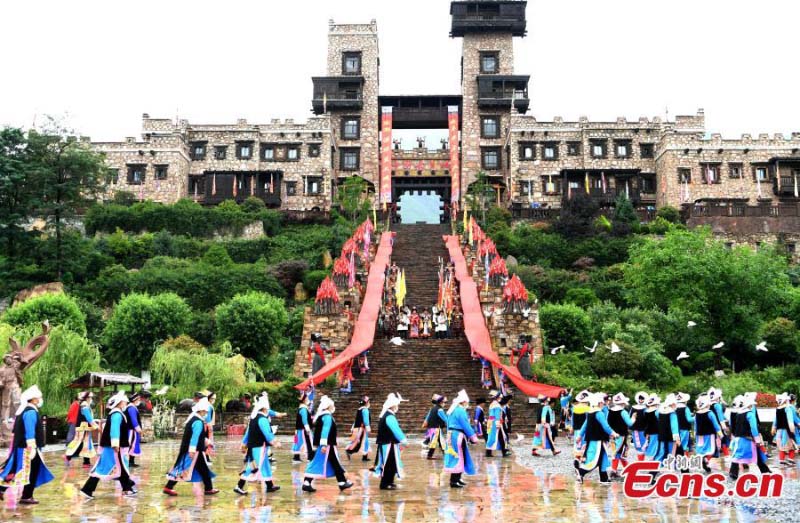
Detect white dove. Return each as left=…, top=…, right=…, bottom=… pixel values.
left=389, top=337, right=405, bottom=346
left=610, top=342, right=621, bottom=354
left=584, top=341, right=598, bottom=353
left=154, top=386, right=169, bottom=396
left=549, top=345, right=565, bottom=355
left=755, top=341, right=768, bottom=352
left=521, top=307, right=532, bottom=318
left=515, top=434, right=524, bottom=442
left=712, top=341, right=725, bottom=349
left=677, top=352, right=690, bottom=361
left=687, top=321, right=697, bottom=328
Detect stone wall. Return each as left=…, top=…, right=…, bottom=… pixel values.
left=293, top=305, right=354, bottom=378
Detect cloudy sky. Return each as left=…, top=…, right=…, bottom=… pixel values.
left=1, top=0, right=797, bottom=141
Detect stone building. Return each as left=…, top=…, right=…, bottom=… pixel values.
left=92, top=0, right=800, bottom=230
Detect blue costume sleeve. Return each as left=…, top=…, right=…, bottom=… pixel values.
left=386, top=415, right=407, bottom=443
left=437, top=409, right=448, bottom=424
left=320, top=415, right=332, bottom=445
left=457, top=408, right=476, bottom=438
left=578, top=418, right=588, bottom=439
left=621, top=410, right=635, bottom=427
left=242, top=426, right=249, bottom=445
left=110, top=412, right=122, bottom=446
left=300, top=408, right=309, bottom=427
left=709, top=412, right=721, bottom=432
left=81, top=406, right=94, bottom=423
left=206, top=406, right=214, bottom=423
left=713, top=403, right=725, bottom=424
left=127, top=406, right=140, bottom=429
left=746, top=411, right=759, bottom=438
left=792, top=406, right=800, bottom=424
left=669, top=413, right=678, bottom=435
left=23, top=410, right=38, bottom=446
left=595, top=411, right=614, bottom=436
left=363, top=409, right=370, bottom=427
left=684, top=409, right=695, bottom=424
left=189, top=419, right=203, bottom=451
left=258, top=416, right=274, bottom=443
left=560, top=395, right=572, bottom=409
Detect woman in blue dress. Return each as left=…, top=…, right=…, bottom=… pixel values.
left=0, top=385, right=54, bottom=504
left=65, top=391, right=99, bottom=467
left=423, top=394, right=448, bottom=460
left=374, top=393, right=409, bottom=490
left=532, top=395, right=560, bottom=457
left=292, top=391, right=314, bottom=463
left=693, top=394, right=723, bottom=472
left=345, top=396, right=371, bottom=461
left=630, top=391, right=649, bottom=460
left=576, top=393, right=619, bottom=484
left=163, top=397, right=218, bottom=496
left=443, top=390, right=479, bottom=488
left=729, top=394, right=770, bottom=480
left=643, top=395, right=661, bottom=461
left=675, top=392, right=695, bottom=456
left=606, top=393, right=635, bottom=477
left=485, top=391, right=509, bottom=457
left=125, top=391, right=146, bottom=468
left=80, top=392, right=136, bottom=499
left=234, top=394, right=281, bottom=495
left=302, top=395, right=353, bottom=493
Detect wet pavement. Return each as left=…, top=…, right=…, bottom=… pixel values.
left=0, top=437, right=780, bottom=522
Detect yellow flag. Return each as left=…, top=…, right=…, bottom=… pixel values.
left=372, top=207, right=377, bottom=228
left=463, top=209, right=468, bottom=235
left=585, top=172, right=590, bottom=194
left=468, top=216, right=474, bottom=245
left=396, top=269, right=407, bottom=307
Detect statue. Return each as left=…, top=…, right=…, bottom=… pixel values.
left=0, top=321, right=50, bottom=447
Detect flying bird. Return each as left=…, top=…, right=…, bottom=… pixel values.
left=755, top=341, right=768, bottom=352
left=515, top=434, right=525, bottom=442
left=610, top=342, right=621, bottom=354
left=549, top=345, right=565, bottom=355
left=712, top=342, right=725, bottom=349
left=154, top=386, right=169, bottom=396
left=687, top=321, right=697, bottom=328
left=521, top=307, right=532, bottom=318
left=676, top=352, right=689, bottom=361
left=584, top=341, right=598, bottom=353
left=389, top=337, right=405, bottom=346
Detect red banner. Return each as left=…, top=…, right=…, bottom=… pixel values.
left=448, top=106, right=460, bottom=207
left=380, top=107, right=393, bottom=205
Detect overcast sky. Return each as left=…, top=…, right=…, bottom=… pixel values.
left=1, top=0, right=797, bottom=141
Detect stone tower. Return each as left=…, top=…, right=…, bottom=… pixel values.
left=452, top=1, right=530, bottom=202
left=312, top=19, right=380, bottom=203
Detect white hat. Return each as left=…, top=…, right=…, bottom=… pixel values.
left=742, top=394, right=757, bottom=409
left=589, top=393, right=606, bottom=407
left=634, top=391, right=648, bottom=404
left=695, top=395, right=711, bottom=411
left=380, top=393, right=402, bottom=417
left=675, top=392, right=690, bottom=404
left=659, top=394, right=677, bottom=414
left=107, top=391, right=129, bottom=410
left=314, top=395, right=335, bottom=422
left=575, top=390, right=591, bottom=403
left=731, top=395, right=744, bottom=410
left=251, top=393, right=270, bottom=419
left=707, top=387, right=722, bottom=402
left=448, top=389, right=470, bottom=415
left=612, top=393, right=630, bottom=406
left=776, top=393, right=790, bottom=406
left=646, top=394, right=661, bottom=408
left=16, top=385, right=43, bottom=415
left=193, top=397, right=211, bottom=413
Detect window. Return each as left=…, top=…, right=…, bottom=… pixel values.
left=543, top=142, right=558, bottom=161
left=189, top=142, right=206, bottom=161
left=481, top=116, right=500, bottom=139
left=787, top=242, right=797, bottom=254
left=729, top=163, right=742, bottom=178
left=213, top=146, right=227, bottom=160
left=261, top=144, right=274, bottom=161
left=342, top=117, right=360, bottom=140
left=640, top=143, right=655, bottom=159
left=678, top=168, right=691, bottom=184
left=306, top=177, right=323, bottom=195
left=519, top=143, right=535, bottom=161
left=287, top=146, right=300, bottom=161
left=286, top=181, right=297, bottom=196
left=641, top=176, right=656, bottom=193
left=126, top=164, right=145, bottom=185
left=154, top=165, right=168, bottom=180
left=615, top=140, right=631, bottom=158
left=590, top=140, right=606, bottom=158
left=567, top=142, right=582, bottom=156
left=481, top=147, right=500, bottom=170
left=309, top=144, right=321, bottom=158
left=543, top=177, right=561, bottom=194
left=518, top=180, right=533, bottom=196
left=342, top=51, right=362, bottom=75
left=701, top=164, right=720, bottom=184
left=236, top=142, right=253, bottom=159
left=341, top=148, right=360, bottom=171
left=106, top=168, right=119, bottom=185
left=480, top=51, right=499, bottom=74
left=754, top=166, right=769, bottom=181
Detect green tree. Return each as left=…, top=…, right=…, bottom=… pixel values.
left=759, top=317, right=800, bottom=366
left=611, top=194, right=639, bottom=236
left=590, top=340, right=645, bottom=381
left=540, top=303, right=592, bottom=350
left=554, top=192, right=600, bottom=237
left=0, top=127, right=36, bottom=258
left=3, top=293, right=87, bottom=335
left=564, top=287, right=600, bottom=308
left=336, top=176, right=371, bottom=224
left=466, top=171, right=495, bottom=226
left=215, top=291, right=288, bottom=364
left=656, top=205, right=681, bottom=224
left=103, top=292, right=191, bottom=372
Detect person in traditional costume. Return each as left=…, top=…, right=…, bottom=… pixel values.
left=0, top=385, right=53, bottom=504
left=630, top=391, right=649, bottom=460
left=422, top=394, right=448, bottom=460
left=791, top=394, right=800, bottom=449
left=559, top=388, right=573, bottom=433
left=126, top=391, right=147, bottom=468
left=163, top=397, right=218, bottom=496
left=729, top=394, right=770, bottom=480
left=501, top=394, right=514, bottom=438
left=396, top=309, right=409, bottom=339
left=606, top=393, right=635, bottom=478
left=485, top=391, right=509, bottom=457
left=309, top=333, right=328, bottom=375
left=345, top=396, right=371, bottom=461
left=420, top=307, right=432, bottom=338
left=532, top=395, right=560, bottom=457
left=643, top=395, right=661, bottom=461
left=80, top=392, right=136, bottom=500
left=693, top=394, right=723, bottom=472
left=65, top=391, right=99, bottom=467
left=772, top=393, right=796, bottom=466
left=571, top=390, right=591, bottom=470
left=472, top=398, right=487, bottom=440
left=302, top=395, right=353, bottom=493
left=434, top=308, right=448, bottom=339
left=292, top=391, right=314, bottom=463
left=675, top=392, right=694, bottom=457
left=234, top=394, right=281, bottom=495
left=709, top=388, right=730, bottom=456
left=443, top=390, right=479, bottom=488
left=512, top=336, right=533, bottom=380
left=409, top=307, right=421, bottom=338
left=374, top=393, right=409, bottom=490
left=576, top=393, right=619, bottom=485
left=65, top=392, right=81, bottom=445
left=653, top=394, right=681, bottom=474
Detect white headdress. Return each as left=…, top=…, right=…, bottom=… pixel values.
left=107, top=391, right=129, bottom=410
left=448, top=389, right=470, bottom=415
left=251, top=393, right=270, bottom=419
left=675, top=392, right=690, bottom=405
left=742, top=394, right=757, bottom=409
left=634, top=391, right=648, bottom=404
left=314, top=395, right=335, bottom=422
left=16, top=385, right=43, bottom=416
left=193, top=397, right=211, bottom=413
left=646, top=394, right=661, bottom=408
left=575, top=390, right=591, bottom=403
left=776, top=393, right=790, bottom=406
left=695, top=395, right=711, bottom=411
left=589, top=393, right=606, bottom=407
left=612, top=393, right=629, bottom=406
left=380, top=393, right=402, bottom=418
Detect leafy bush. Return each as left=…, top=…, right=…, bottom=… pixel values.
left=302, top=270, right=328, bottom=295
left=554, top=193, right=599, bottom=237
left=271, top=260, right=310, bottom=295
left=3, top=293, right=87, bottom=335
left=656, top=206, right=681, bottom=224
left=564, top=287, right=600, bottom=308
left=216, top=292, right=289, bottom=365
left=540, top=303, right=592, bottom=350
left=611, top=194, right=639, bottom=236
left=103, top=292, right=191, bottom=371
left=590, top=340, right=645, bottom=380
left=759, top=317, right=800, bottom=366
left=239, top=377, right=302, bottom=413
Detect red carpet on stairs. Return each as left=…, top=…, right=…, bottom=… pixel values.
left=296, top=231, right=395, bottom=390
left=443, top=235, right=564, bottom=398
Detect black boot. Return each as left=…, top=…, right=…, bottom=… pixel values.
left=265, top=481, right=280, bottom=493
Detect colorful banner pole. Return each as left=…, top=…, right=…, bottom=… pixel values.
left=380, top=107, right=393, bottom=205
left=448, top=106, right=460, bottom=209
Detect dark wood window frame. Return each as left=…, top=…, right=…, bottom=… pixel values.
left=518, top=142, right=535, bottom=161
left=728, top=163, right=743, bottom=178
left=106, top=168, right=120, bottom=185
left=308, top=143, right=321, bottom=158
left=481, top=147, right=501, bottom=170
left=306, top=176, right=324, bottom=195
left=126, top=164, right=146, bottom=185
left=340, top=148, right=360, bottom=171
left=640, top=143, right=655, bottom=159
left=481, top=116, right=500, bottom=139
left=286, top=145, right=301, bottom=161
left=590, top=140, right=607, bottom=159
left=189, top=142, right=207, bottom=161
left=261, top=143, right=275, bottom=161
left=614, top=140, right=632, bottom=159
left=154, top=164, right=168, bottom=180
left=567, top=142, right=582, bottom=156
left=341, top=116, right=361, bottom=140
left=479, top=51, right=500, bottom=74
left=543, top=177, right=561, bottom=195
left=342, top=51, right=362, bottom=75
left=236, top=141, right=254, bottom=160
left=678, top=167, right=692, bottom=184
left=213, top=145, right=227, bottom=160
left=700, top=163, right=722, bottom=184
left=285, top=181, right=297, bottom=196
left=542, top=142, right=559, bottom=161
